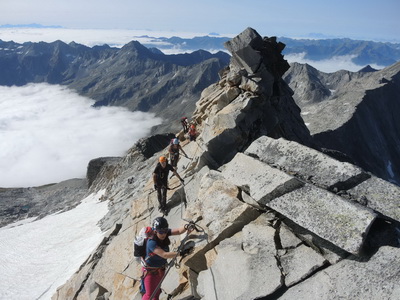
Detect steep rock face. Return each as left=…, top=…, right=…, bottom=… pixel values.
left=52, top=28, right=400, bottom=300
left=284, top=61, right=400, bottom=185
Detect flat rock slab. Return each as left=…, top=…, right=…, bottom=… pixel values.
left=197, top=214, right=282, bottom=300
left=348, top=176, right=400, bottom=222
left=197, top=243, right=281, bottom=300
left=280, top=244, right=327, bottom=287
left=220, top=152, right=304, bottom=205
left=279, top=246, right=400, bottom=300
left=245, top=136, right=367, bottom=189
left=268, top=184, right=377, bottom=254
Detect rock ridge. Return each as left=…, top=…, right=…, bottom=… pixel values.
left=52, top=28, right=400, bottom=300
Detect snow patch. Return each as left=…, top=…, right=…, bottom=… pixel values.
left=0, top=190, right=109, bottom=300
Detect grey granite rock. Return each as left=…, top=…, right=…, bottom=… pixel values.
left=268, top=184, right=377, bottom=254
left=280, top=246, right=400, bottom=300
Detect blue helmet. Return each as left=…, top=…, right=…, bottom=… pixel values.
left=173, top=138, right=179, bottom=145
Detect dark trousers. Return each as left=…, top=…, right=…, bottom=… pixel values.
left=156, top=185, right=168, bottom=208
left=170, top=153, right=179, bottom=168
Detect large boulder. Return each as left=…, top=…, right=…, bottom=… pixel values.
left=220, top=152, right=303, bottom=205
left=245, top=136, right=369, bottom=190
left=348, top=176, right=400, bottom=222
left=268, top=184, right=377, bottom=254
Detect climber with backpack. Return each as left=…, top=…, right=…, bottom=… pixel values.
left=153, top=156, right=184, bottom=212
left=168, top=138, right=188, bottom=169
left=139, top=216, right=195, bottom=300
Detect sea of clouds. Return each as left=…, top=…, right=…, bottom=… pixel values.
left=284, top=52, right=385, bottom=73
left=0, top=83, right=161, bottom=187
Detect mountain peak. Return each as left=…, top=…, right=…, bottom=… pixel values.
left=358, top=64, right=378, bottom=72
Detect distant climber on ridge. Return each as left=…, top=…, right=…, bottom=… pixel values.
left=181, top=117, right=189, bottom=133
left=153, top=156, right=184, bottom=212
left=168, top=138, right=187, bottom=169
left=188, top=124, right=197, bottom=142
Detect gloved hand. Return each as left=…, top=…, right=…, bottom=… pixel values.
left=179, top=246, right=194, bottom=257
left=154, top=184, right=158, bottom=190
left=184, top=223, right=196, bottom=232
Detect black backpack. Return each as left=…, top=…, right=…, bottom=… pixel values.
left=134, top=226, right=153, bottom=258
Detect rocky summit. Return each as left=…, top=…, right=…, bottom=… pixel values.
left=48, top=28, right=400, bottom=300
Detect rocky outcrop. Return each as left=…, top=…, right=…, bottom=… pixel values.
left=192, top=27, right=314, bottom=167
left=52, top=28, right=400, bottom=300
left=134, top=133, right=175, bottom=159
left=87, top=157, right=122, bottom=188
left=284, top=61, right=400, bottom=185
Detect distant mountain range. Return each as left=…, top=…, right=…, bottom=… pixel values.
left=0, top=23, right=62, bottom=28
left=283, top=61, right=400, bottom=184
left=280, top=37, right=400, bottom=66
left=139, top=35, right=400, bottom=67
left=0, top=39, right=230, bottom=133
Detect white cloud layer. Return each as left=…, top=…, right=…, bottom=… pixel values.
left=0, top=83, right=161, bottom=188
left=285, top=52, right=385, bottom=73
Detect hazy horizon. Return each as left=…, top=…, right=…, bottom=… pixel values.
left=1, top=0, right=399, bottom=43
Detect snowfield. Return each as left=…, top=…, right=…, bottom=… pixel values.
left=0, top=190, right=109, bottom=300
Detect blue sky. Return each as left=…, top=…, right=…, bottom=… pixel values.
left=1, top=0, right=399, bottom=42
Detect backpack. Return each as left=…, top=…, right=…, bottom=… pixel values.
left=134, top=226, right=153, bottom=258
